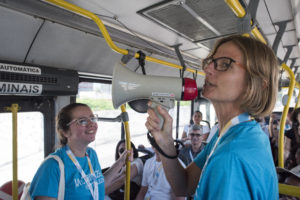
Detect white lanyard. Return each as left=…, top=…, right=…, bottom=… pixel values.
left=199, top=113, right=253, bottom=181
left=66, top=146, right=99, bottom=200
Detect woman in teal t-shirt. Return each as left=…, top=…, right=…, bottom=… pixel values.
left=30, top=103, right=131, bottom=200
left=145, top=35, right=279, bottom=200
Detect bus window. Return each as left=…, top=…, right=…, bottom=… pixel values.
left=171, top=101, right=191, bottom=137
left=77, top=82, right=150, bottom=168
left=0, top=112, right=44, bottom=185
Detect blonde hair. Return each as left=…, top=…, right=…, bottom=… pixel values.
left=208, top=35, right=279, bottom=117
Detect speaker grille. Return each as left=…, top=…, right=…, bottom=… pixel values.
left=0, top=72, right=57, bottom=84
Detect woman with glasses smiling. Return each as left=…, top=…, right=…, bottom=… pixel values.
left=146, top=35, right=279, bottom=199
left=29, top=103, right=131, bottom=200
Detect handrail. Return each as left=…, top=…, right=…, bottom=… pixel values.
left=224, top=0, right=246, bottom=17
left=45, top=0, right=204, bottom=76
left=279, top=64, right=295, bottom=167
left=224, top=0, right=267, bottom=44
left=120, top=105, right=131, bottom=200
left=225, top=0, right=300, bottom=198
left=279, top=184, right=300, bottom=197
left=5, top=104, right=19, bottom=200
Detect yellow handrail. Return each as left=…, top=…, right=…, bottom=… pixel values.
left=224, top=0, right=267, bottom=44
left=251, top=26, right=267, bottom=44
left=5, top=104, right=19, bottom=200
left=120, top=105, right=131, bottom=200
left=279, top=64, right=295, bottom=167
left=45, top=0, right=204, bottom=76
left=279, top=184, right=300, bottom=198
left=224, top=0, right=246, bottom=17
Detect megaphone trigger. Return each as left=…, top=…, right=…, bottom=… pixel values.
left=149, top=97, right=175, bottom=129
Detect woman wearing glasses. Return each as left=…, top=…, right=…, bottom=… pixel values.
left=108, top=140, right=143, bottom=200
left=146, top=35, right=279, bottom=199
left=29, top=103, right=131, bottom=200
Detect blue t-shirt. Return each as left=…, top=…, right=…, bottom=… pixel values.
left=29, top=146, right=105, bottom=200
left=194, top=120, right=278, bottom=200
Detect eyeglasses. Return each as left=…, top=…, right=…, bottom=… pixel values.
left=202, top=56, right=244, bottom=72
left=67, top=115, right=98, bottom=127
left=189, top=133, right=201, bottom=137
left=119, top=148, right=125, bottom=154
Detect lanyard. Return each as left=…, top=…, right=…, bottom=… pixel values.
left=189, top=149, right=194, bottom=161
left=66, top=146, right=99, bottom=200
left=199, top=112, right=253, bottom=181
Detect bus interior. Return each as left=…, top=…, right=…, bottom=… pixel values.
left=0, top=0, right=300, bottom=199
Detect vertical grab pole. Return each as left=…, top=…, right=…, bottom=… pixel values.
left=279, top=64, right=295, bottom=168
left=6, top=104, right=19, bottom=200
left=120, top=104, right=131, bottom=200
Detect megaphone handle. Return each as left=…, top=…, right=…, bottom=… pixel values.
left=150, top=101, right=166, bottom=129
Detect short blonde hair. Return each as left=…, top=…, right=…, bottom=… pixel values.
left=208, top=35, right=279, bottom=117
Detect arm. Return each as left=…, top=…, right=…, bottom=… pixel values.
left=104, top=150, right=132, bottom=194
left=181, top=131, right=188, bottom=140
left=135, top=186, right=148, bottom=200
left=146, top=105, right=201, bottom=196
left=105, top=162, right=140, bottom=194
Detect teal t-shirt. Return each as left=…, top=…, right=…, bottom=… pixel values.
left=29, top=146, right=105, bottom=200
left=194, top=120, right=279, bottom=200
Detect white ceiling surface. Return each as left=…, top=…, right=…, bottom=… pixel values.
left=0, top=7, right=44, bottom=62
left=0, top=0, right=299, bottom=80
left=67, top=0, right=210, bottom=58
left=0, top=3, right=199, bottom=80
left=51, top=0, right=300, bottom=68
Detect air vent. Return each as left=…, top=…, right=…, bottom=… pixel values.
left=1, top=72, right=57, bottom=84
left=138, top=0, right=251, bottom=48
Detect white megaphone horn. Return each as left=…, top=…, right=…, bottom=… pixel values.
left=112, top=62, right=198, bottom=127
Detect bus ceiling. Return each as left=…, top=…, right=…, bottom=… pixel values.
left=0, top=0, right=299, bottom=87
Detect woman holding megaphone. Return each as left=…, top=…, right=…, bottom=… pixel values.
left=145, top=35, right=279, bottom=200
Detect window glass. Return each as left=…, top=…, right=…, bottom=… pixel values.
left=0, top=112, right=44, bottom=185
left=77, top=82, right=149, bottom=169
left=274, top=87, right=297, bottom=112
left=170, top=101, right=191, bottom=138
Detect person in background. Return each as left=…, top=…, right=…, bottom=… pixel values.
left=285, top=107, right=294, bottom=131
left=108, top=140, right=143, bottom=200
left=269, top=112, right=281, bottom=139
left=285, top=108, right=300, bottom=151
left=181, top=111, right=210, bottom=142
left=146, top=35, right=279, bottom=199
left=135, top=146, right=185, bottom=200
left=178, top=124, right=206, bottom=167
left=269, top=112, right=281, bottom=166
left=29, top=103, right=132, bottom=200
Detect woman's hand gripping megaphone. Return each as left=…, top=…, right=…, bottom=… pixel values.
left=145, top=101, right=178, bottom=157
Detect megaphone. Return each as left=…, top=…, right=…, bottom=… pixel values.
left=112, top=62, right=198, bottom=127
left=112, top=62, right=198, bottom=110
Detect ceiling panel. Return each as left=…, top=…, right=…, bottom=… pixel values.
left=0, top=6, right=44, bottom=62
left=265, top=0, right=293, bottom=22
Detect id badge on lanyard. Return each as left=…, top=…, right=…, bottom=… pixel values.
left=199, top=112, right=253, bottom=181
left=66, top=146, right=99, bottom=200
